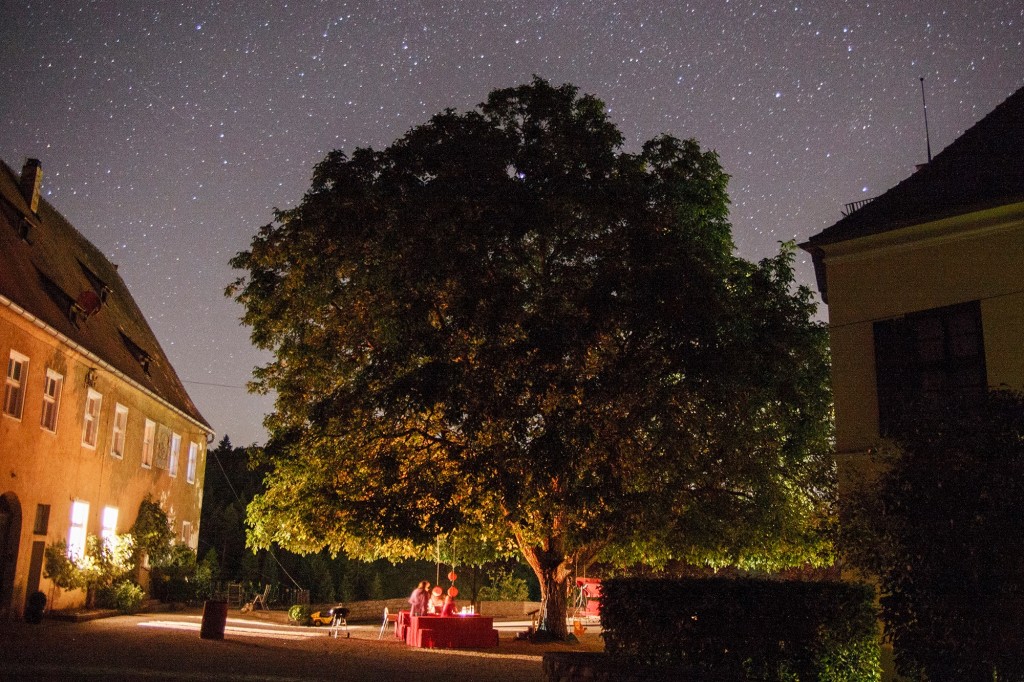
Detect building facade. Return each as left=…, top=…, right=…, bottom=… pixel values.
left=801, top=86, right=1024, bottom=487
left=0, top=158, right=213, bottom=617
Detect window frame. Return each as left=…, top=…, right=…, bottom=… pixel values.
left=68, top=500, right=89, bottom=560
left=101, top=506, right=118, bottom=550
left=40, top=368, right=63, bottom=432
left=81, top=388, right=103, bottom=449
left=141, top=418, right=156, bottom=468
left=3, top=350, right=29, bottom=420
left=186, top=441, right=198, bottom=484
left=110, top=403, right=129, bottom=458
left=169, top=432, right=181, bottom=478
left=874, top=300, right=987, bottom=436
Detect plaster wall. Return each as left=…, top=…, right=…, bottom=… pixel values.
left=819, top=203, right=1024, bottom=456
left=0, top=304, right=208, bottom=615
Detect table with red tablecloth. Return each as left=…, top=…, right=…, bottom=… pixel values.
left=399, top=613, right=498, bottom=649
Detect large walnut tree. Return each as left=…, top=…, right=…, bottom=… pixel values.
left=228, top=78, right=833, bottom=638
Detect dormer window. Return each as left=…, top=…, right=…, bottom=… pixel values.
left=119, top=329, right=154, bottom=375
left=78, top=260, right=112, bottom=307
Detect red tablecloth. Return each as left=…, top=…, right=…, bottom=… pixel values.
left=396, top=610, right=412, bottom=641
left=404, top=614, right=498, bottom=649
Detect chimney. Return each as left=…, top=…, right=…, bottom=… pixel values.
left=20, top=158, right=43, bottom=214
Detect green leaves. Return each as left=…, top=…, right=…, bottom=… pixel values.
left=229, top=78, right=834, bottom=594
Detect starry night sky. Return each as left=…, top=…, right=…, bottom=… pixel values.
left=1, top=1, right=1021, bottom=446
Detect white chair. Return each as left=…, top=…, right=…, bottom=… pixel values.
left=249, top=584, right=271, bottom=611
left=378, top=606, right=398, bottom=639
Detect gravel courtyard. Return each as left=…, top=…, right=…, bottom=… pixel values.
left=0, top=609, right=605, bottom=681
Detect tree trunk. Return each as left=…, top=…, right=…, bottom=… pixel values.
left=517, top=533, right=571, bottom=640
left=536, top=563, right=569, bottom=639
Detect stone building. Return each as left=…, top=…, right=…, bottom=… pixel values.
left=0, top=158, right=213, bottom=617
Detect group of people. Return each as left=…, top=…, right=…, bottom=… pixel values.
left=408, top=580, right=457, bottom=616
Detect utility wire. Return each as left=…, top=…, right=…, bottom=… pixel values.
left=210, top=445, right=303, bottom=590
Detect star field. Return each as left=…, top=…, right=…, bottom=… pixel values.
left=1, top=1, right=1021, bottom=445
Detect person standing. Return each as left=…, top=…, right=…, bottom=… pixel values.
left=408, top=580, right=430, bottom=616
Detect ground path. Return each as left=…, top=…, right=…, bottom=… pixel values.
left=0, top=609, right=604, bottom=681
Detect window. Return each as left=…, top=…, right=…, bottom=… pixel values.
left=142, top=418, right=155, bottom=468
left=186, top=441, right=199, bottom=484
left=182, top=520, right=194, bottom=549
left=68, top=500, right=89, bottom=559
left=111, top=404, right=128, bottom=458
left=40, top=369, right=63, bottom=432
left=874, top=301, right=987, bottom=436
left=82, top=388, right=102, bottom=448
left=3, top=350, right=29, bottom=419
left=33, top=504, right=50, bottom=535
left=169, top=432, right=181, bottom=477
left=101, top=506, right=118, bottom=550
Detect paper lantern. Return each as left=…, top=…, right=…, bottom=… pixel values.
left=447, top=586, right=459, bottom=597
left=432, top=586, right=443, bottom=596
left=447, top=570, right=458, bottom=582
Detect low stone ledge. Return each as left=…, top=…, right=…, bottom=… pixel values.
left=47, top=608, right=119, bottom=622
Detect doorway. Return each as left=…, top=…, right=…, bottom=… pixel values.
left=0, top=493, right=23, bottom=619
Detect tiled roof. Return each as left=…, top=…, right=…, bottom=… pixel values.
left=804, top=85, right=1024, bottom=247
left=0, top=158, right=211, bottom=431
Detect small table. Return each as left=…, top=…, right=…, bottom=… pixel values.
left=405, top=614, right=499, bottom=649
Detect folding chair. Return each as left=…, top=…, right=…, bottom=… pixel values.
left=249, top=584, right=271, bottom=611
left=378, top=606, right=399, bottom=639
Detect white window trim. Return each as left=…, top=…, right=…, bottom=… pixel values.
left=186, top=441, right=199, bottom=484
left=111, top=403, right=129, bottom=459
left=81, top=388, right=102, bottom=449
left=141, top=418, right=155, bottom=469
left=3, top=350, right=29, bottom=420
left=40, top=368, right=63, bottom=432
left=182, top=520, right=194, bottom=549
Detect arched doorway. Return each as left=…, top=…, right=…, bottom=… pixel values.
left=0, top=493, right=22, bottom=620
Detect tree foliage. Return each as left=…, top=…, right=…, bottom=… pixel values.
left=843, top=391, right=1024, bottom=681
left=44, top=534, right=136, bottom=608
left=131, top=495, right=174, bottom=566
left=228, top=78, right=833, bottom=636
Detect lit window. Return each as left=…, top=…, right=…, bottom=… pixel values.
left=40, top=369, right=63, bottom=432
left=82, top=388, right=102, bottom=448
left=111, top=404, right=128, bottom=458
left=182, top=520, right=194, bottom=549
left=3, top=350, right=29, bottom=419
left=101, top=506, right=118, bottom=550
left=186, top=441, right=199, bottom=484
left=68, top=500, right=89, bottom=559
left=169, top=432, right=181, bottom=477
left=142, top=418, right=155, bottom=468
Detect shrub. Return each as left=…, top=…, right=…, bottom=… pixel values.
left=44, top=534, right=136, bottom=607
left=844, top=391, right=1024, bottom=681
left=601, top=577, right=880, bottom=681
left=151, top=544, right=200, bottom=603
left=478, top=568, right=530, bottom=601
left=96, top=581, right=146, bottom=614
left=288, top=603, right=311, bottom=626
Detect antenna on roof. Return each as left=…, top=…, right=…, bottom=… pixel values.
left=919, top=77, right=933, bottom=163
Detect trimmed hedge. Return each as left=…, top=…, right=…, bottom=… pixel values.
left=601, top=578, right=880, bottom=681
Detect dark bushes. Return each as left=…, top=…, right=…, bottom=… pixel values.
left=601, top=577, right=879, bottom=681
